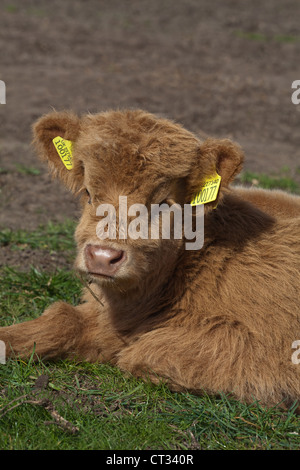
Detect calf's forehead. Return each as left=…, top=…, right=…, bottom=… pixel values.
left=75, top=113, right=199, bottom=191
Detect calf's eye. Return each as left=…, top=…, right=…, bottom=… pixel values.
left=160, top=198, right=174, bottom=207
left=85, top=189, right=92, bottom=204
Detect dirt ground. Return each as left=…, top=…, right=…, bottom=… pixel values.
left=0, top=0, right=300, bottom=267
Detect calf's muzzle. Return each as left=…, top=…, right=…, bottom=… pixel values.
left=85, top=244, right=126, bottom=277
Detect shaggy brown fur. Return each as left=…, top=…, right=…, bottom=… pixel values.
left=1, top=109, right=300, bottom=409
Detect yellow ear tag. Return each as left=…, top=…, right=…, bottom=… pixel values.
left=52, top=136, right=74, bottom=170
left=190, top=173, right=221, bottom=206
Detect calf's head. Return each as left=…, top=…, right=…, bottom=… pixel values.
left=33, top=109, right=243, bottom=293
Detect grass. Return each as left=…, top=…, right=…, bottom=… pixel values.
left=1, top=177, right=300, bottom=450
left=234, top=30, right=300, bottom=43
left=238, top=168, right=300, bottom=194
left=1, top=350, right=300, bottom=450
left=0, top=219, right=77, bottom=252
left=14, top=164, right=41, bottom=176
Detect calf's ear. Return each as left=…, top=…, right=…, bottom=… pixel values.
left=32, top=111, right=83, bottom=192
left=187, top=138, right=244, bottom=210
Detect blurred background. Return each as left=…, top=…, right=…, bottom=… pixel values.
left=0, top=0, right=299, bottom=230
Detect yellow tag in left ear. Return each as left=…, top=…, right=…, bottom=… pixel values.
left=52, top=136, right=74, bottom=170
left=190, top=173, right=221, bottom=206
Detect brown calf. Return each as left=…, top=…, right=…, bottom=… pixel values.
left=1, top=109, right=300, bottom=409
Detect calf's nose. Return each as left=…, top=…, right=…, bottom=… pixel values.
left=85, top=244, right=126, bottom=276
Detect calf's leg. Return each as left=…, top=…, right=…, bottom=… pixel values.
left=0, top=301, right=93, bottom=361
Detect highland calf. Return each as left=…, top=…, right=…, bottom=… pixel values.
left=1, top=109, right=300, bottom=409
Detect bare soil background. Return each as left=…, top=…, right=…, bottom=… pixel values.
left=0, top=0, right=300, bottom=265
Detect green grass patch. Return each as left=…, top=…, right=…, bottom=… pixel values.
left=239, top=169, right=300, bottom=193
left=14, top=164, right=41, bottom=176
left=235, top=31, right=267, bottom=42
left=0, top=266, right=82, bottom=325
left=0, top=219, right=76, bottom=252
left=4, top=4, right=18, bottom=13
left=1, top=354, right=300, bottom=450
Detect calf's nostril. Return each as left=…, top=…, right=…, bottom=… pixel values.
left=84, top=244, right=126, bottom=276
left=110, top=251, right=124, bottom=264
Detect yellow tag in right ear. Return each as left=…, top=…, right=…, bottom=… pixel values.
left=190, top=173, right=221, bottom=206
left=52, top=136, right=74, bottom=170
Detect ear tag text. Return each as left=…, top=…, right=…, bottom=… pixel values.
left=52, top=136, right=74, bottom=170
left=190, top=173, right=221, bottom=206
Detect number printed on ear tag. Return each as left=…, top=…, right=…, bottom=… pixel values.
left=190, top=173, right=221, bottom=206
left=52, top=136, right=74, bottom=170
